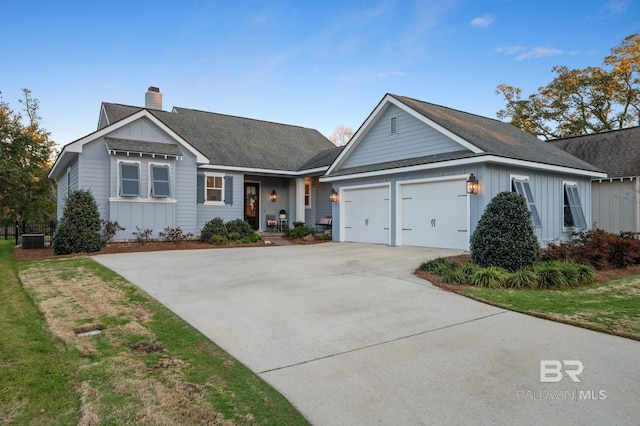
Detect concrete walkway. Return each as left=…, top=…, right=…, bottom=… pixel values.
left=95, top=243, right=640, bottom=425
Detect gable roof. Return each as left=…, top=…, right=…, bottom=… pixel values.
left=100, top=103, right=336, bottom=172
left=549, top=126, right=640, bottom=178
left=325, top=94, right=604, bottom=179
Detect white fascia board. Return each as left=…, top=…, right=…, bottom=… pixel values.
left=200, top=164, right=328, bottom=176
left=320, top=155, right=607, bottom=182
left=387, top=97, right=484, bottom=154
left=49, top=110, right=210, bottom=178
left=325, top=94, right=392, bottom=175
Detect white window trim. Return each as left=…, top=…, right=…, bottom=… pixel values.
left=562, top=180, right=587, bottom=231
left=204, top=172, right=225, bottom=205
left=148, top=162, right=172, bottom=199
left=510, top=174, right=542, bottom=228
left=117, top=160, right=141, bottom=199
left=304, top=179, right=312, bottom=209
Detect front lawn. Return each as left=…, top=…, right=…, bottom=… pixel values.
left=461, top=275, right=640, bottom=341
left=1, top=240, right=307, bottom=424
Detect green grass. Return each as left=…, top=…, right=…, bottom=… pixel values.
left=462, top=275, right=640, bottom=340
left=1, top=240, right=308, bottom=424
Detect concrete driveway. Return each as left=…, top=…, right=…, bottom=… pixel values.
left=95, top=243, right=639, bottom=425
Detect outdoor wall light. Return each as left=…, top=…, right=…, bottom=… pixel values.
left=270, top=190, right=277, bottom=202
left=329, top=188, right=339, bottom=203
left=466, top=174, right=479, bottom=194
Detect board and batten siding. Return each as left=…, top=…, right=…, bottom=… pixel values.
left=478, top=165, right=593, bottom=245
left=592, top=179, right=639, bottom=233
left=341, top=104, right=464, bottom=169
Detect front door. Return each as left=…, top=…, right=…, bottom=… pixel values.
left=245, top=183, right=260, bottom=230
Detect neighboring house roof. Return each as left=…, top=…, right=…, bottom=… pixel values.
left=550, top=126, right=640, bottom=178
left=325, top=94, right=604, bottom=179
left=101, top=103, right=337, bottom=171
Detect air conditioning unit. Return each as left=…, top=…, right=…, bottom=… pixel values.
left=21, top=234, right=45, bottom=249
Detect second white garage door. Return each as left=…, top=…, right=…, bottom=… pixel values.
left=399, top=179, right=469, bottom=250
left=343, top=185, right=390, bottom=245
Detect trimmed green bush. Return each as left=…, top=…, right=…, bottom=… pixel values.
left=228, top=232, right=242, bottom=242
left=208, top=235, right=228, bottom=245
left=287, top=225, right=314, bottom=239
left=239, top=233, right=262, bottom=244
left=505, top=268, right=538, bottom=289
left=419, top=258, right=459, bottom=275
left=535, top=262, right=568, bottom=289
left=470, top=191, right=539, bottom=272
left=53, top=189, right=103, bottom=255
left=225, top=219, right=253, bottom=239
left=470, top=266, right=509, bottom=288
left=200, top=217, right=227, bottom=242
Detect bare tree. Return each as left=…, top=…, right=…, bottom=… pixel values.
left=328, top=125, right=354, bottom=147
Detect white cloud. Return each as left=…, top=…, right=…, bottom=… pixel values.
left=516, top=47, right=564, bottom=60
left=470, top=14, right=494, bottom=28
left=494, top=46, right=525, bottom=55
left=604, top=0, right=630, bottom=14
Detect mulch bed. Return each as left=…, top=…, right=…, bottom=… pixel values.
left=415, top=253, right=640, bottom=293
left=13, top=237, right=325, bottom=262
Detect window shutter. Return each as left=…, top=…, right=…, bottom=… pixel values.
left=513, top=179, right=541, bottom=227
left=565, top=185, right=587, bottom=228
left=197, top=175, right=205, bottom=203
left=120, top=163, right=140, bottom=197
left=151, top=165, right=170, bottom=198
left=224, top=176, right=233, bottom=205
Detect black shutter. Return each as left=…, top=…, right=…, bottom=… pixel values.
left=224, top=176, right=233, bottom=205
left=197, top=175, right=205, bottom=203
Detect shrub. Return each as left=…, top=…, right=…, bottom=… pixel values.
left=535, top=262, right=568, bottom=289
left=201, top=218, right=227, bottom=242
left=225, top=219, right=253, bottom=239
left=239, top=233, right=262, bottom=244
left=441, top=268, right=470, bottom=285
left=227, top=232, right=242, bottom=242
left=159, top=227, right=193, bottom=242
left=53, top=189, right=103, bottom=255
left=470, top=266, right=509, bottom=288
left=575, top=264, right=596, bottom=285
left=288, top=225, right=314, bottom=239
left=101, top=220, right=125, bottom=245
left=505, top=268, right=538, bottom=289
left=419, top=258, right=459, bottom=275
left=470, top=191, right=539, bottom=272
left=133, top=227, right=153, bottom=244
left=208, top=235, right=228, bottom=245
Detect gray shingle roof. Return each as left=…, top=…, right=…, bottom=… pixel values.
left=101, top=103, right=336, bottom=171
left=388, top=95, right=602, bottom=173
left=105, top=137, right=182, bottom=157
left=549, top=126, right=640, bottom=178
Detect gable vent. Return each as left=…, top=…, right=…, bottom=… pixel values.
left=391, top=116, right=397, bottom=134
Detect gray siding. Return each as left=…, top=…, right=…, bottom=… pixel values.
left=341, top=104, right=464, bottom=169
left=592, top=179, right=639, bottom=233
left=196, top=171, right=244, bottom=233
left=79, top=138, right=109, bottom=220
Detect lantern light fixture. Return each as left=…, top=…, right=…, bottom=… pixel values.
left=270, top=190, right=277, bottom=202
left=329, top=188, right=339, bottom=203
left=466, top=174, right=479, bottom=194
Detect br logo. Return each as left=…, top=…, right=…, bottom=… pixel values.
left=540, top=360, right=584, bottom=383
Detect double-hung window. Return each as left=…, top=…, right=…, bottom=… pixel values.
left=563, top=182, right=587, bottom=229
left=120, top=162, right=140, bottom=197
left=512, top=176, right=542, bottom=227
left=206, top=174, right=224, bottom=202
left=150, top=164, right=170, bottom=198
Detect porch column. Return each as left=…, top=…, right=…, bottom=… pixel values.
left=295, top=177, right=305, bottom=223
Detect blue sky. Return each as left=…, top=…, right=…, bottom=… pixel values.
left=2, top=0, right=638, bottom=148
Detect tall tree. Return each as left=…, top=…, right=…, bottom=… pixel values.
left=328, top=125, right=354, bottom=147
left=497, top=32, right=640, bottom=140
left=0, top=89, right=57, bottom=221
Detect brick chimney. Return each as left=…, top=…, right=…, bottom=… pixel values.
left=145, top=86, right=162, bottom=110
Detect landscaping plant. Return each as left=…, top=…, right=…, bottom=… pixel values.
left=470, top=191, right=539, bottom=272
left=52, top=189, right=103, bottom=255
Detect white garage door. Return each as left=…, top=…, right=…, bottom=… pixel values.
left=399, top=179, right=468, bottom=249
left=343, top=186, right=390, bottom=245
